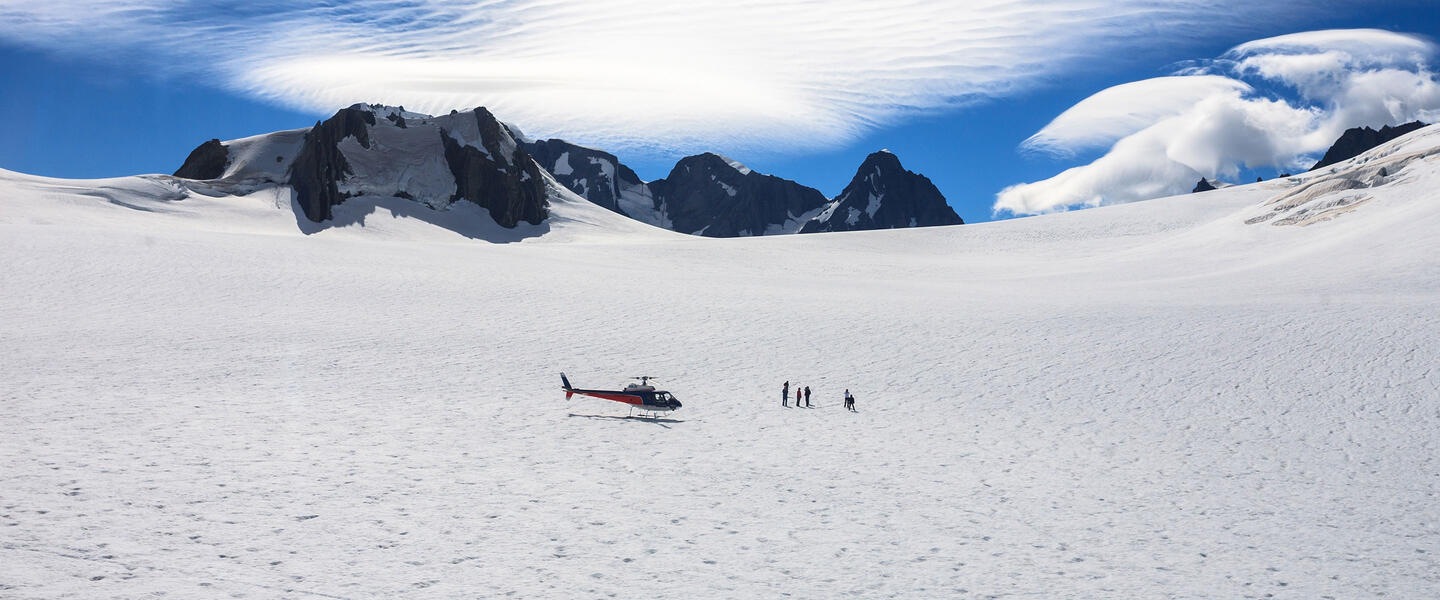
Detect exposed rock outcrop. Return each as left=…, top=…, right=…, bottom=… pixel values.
left=287, top=106, right=375, bottom=222
left=278, top=105, right=547, bottom=227
left=1192, top=177, right=1217, bottom=193
left=801, top=151, right=962, bottom=233
left=1310, top=121, right=1429, bottom=171
left=173, top=138, right=229, bottom=180
left=441, top=108, right=548, bottom=228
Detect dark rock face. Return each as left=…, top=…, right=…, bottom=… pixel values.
left=1192, top=177, right=1217, bottom=193
left=222, top=103, right=960, bottom=236
left=649, top=153, right=829, bottom=236
left=1310, top=121, right=1428, bottom=171
left=525, top=139, right=643, bottom=215
left=173, top=139, right=229, bottom=180
left=521, top=141, right=965, bottom=237
left=801, top=151, right=962, bottom=233
left=287, top=107, right=376, bottom=222
left=440, top=108, right=548, bottom=227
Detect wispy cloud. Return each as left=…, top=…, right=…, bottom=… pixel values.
left=996, top=28, right=1440, bottom=216
left=0, top=0, right=1312, bottom=156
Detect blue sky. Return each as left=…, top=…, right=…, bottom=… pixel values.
left=1, top=1, right=1436, bottom=223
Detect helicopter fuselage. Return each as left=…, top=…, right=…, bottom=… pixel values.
left=569, top=387, right=681, bottom=411
left=561, top=374, right=682, bottom=412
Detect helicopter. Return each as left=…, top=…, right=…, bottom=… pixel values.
left=561, top=373, right=682, bottom=417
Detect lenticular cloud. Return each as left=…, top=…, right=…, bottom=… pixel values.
left=995, top=29, right=1440, bottom=217
left=0, top=0, right=1305, bottom=155
left=1020, top=76, right=1256, bottom=159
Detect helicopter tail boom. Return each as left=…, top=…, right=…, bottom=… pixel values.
left=561, top=372, right=574, bottom=400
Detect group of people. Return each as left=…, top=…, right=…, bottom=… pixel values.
left=781, top=381, right=858, bottom=412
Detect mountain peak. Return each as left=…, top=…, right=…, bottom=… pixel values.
left=1311, top=121, right=1429, bottom=171
left=677, top=152, right=755, bottom=177
left=859, top=149, right=904, bottom=171
left=800, top=150, right=961, bottom=233
left=709, top=153, right=754, bottom=175
left=649, top=152, right=827, bottom=236
left=347, top=103, right=432, bottom=123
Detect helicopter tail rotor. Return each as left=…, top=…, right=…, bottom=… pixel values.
left=561, top=372, right=574, bottom=400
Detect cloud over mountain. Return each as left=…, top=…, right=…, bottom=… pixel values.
left=996, top=29, right=1440, bottom=216
left=1021, top=76, right=1256, bottom=158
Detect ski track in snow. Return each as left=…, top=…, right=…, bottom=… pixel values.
left=2, top=133, right=1440, bottom=598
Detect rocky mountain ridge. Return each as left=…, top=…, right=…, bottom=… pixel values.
left=524, top=140, right=962, bottom=236
left=1185, top=122, right=1432, bottom=193
left=1310, top=121, right=1429, bottom=171
left=175, top=104, right=549, bottom=228
left=175, top=104, right=964, bottom=236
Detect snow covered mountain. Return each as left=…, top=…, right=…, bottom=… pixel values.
left=525, top=139, right=830, bottom=236
left=801, top=150, right=964, bottom=233
left=522, top=138, right=656, bottom=224
left=525, top=139, right=960, bottom=237
left=174, top=105, right=964, bottom=238
left=175, top=104, right=550, bottom=229
left=520, top=137, right=681, bottom=232
left=644, top=152, right=832, bottom=236
left=1310, top=120, right=1430, bottom=171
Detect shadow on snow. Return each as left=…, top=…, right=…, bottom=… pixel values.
left=291, top=192, right=550, bottom=242
left=567, top=413, right=683, bottom=428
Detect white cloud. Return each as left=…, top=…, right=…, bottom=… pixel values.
left=1229, top=28, right=1432, bottom=66
left=996, top=28, right=1440, bottom=216
left=0, top=0, right=1311, bottom=156
left=1230, top=29, right=1435, bottom=99
left=997, top=92, right=1320, bottom=214
left=1022, top=76, right=1253, bottom=158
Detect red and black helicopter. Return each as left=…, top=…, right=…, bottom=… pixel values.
left=561, top=373, right=682, bottom=417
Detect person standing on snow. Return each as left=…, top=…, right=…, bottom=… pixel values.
left=844, top=389, right=855, bottom=412
left=796, top=387, right=802, bottom=406
left=803, top=386, right=812, bottom=408
left=782, top=381, right=790, bottom=407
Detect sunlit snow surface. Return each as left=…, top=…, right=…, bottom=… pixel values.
left=3, top=129, right=1440, bottom=598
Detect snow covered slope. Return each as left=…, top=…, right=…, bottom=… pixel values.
left=2, top=125, right=1439, bottom=598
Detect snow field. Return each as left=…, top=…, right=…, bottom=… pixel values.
left=2, top=130, right=1439, bottom=598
